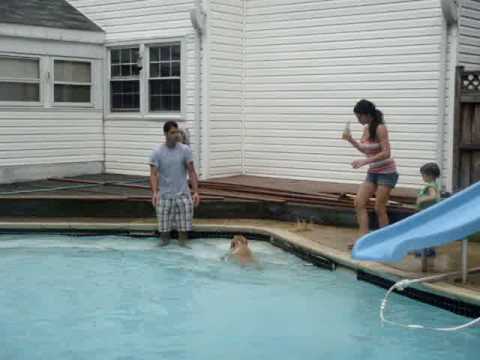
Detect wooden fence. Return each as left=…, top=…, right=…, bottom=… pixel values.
left=453, top=66, right=480, bottom=190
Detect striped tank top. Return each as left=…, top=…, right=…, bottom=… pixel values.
left=361, top=139, right=397, bottom=174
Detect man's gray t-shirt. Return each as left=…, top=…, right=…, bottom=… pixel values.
left=149, top=143, right=193, bottom=198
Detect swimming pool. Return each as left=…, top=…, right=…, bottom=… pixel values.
left=0, top=234, right=478, bottom=360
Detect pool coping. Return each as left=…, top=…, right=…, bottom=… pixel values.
left=1, top=219, right=480, bottom=316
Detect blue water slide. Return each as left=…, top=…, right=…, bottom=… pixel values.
left=352, top=181, right=480, bottom=262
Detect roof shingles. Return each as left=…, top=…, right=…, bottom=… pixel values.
left=0, top=0, right=103, bottom=32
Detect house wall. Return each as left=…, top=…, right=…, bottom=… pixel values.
left=0, top=35, right=104, bottom=184
left=441, top=0, right=480, bottom=191
left=69, top=0, right=201, bottom=176
left=206, top=0, right=244, bottom=177
left=66, top=0, right=467, bottom=189
left=458, top=0, right=480, bottom=69
left=243, top=0, right=445, bottom=187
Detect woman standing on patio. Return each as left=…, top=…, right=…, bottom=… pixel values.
left=342, top=99, right=398, bottom=249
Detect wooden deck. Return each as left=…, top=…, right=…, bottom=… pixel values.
left=0, top=174, right=417, bottom=213
left=203, top=175, right=417, bottom=202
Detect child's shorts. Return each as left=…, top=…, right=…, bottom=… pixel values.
left=414, top=248, right=436, bottom=257
left=366, top=172, right=399, bottom=188
left=156, top=193, right=193, bottom=233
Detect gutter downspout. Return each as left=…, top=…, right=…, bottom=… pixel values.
left=446, top=25, right=459, bottom=192
left=201, top=0, right=209, bottom=179
left=241, top=0, right=246, bottom=174
left=190, top=0, right=207, bottom=178
left=102, top=48, right=109, bottom=173
left=441, top=1, right=470, bottom=285
left=438, top=0, right=459, bottom=190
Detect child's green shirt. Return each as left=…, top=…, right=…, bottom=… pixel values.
left=417, top=181, right=440, bottom=210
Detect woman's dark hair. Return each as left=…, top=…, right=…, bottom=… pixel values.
left=163, top=120, right=178, bottom=134
left=353, top=99, right=384, bottom=141
left=420, top=162, right=441, bottom=179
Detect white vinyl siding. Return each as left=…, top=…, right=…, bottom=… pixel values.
left=62, top=0, right=479, bottom=189
left=439, top=0, right=480, bottom=191
left=458, top=0, right=480, bottom=69
left=207, top=0, right=244, bottom=177
left=243, top=0, right=444, bottom=187
left=69, top=0, right=199, bottom=176
left=0, top=111, right=103, bottom=166
left=0, top=30, right=104, bottom=183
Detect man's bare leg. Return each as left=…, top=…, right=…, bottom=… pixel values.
left=178, top=231, right=191, bottom=248
left=159, top=232, right=170, bottom=247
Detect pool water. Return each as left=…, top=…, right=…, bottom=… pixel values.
left=0, top=234, right=478, bottom=360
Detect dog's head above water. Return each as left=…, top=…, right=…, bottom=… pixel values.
left=230, top=235, right=248, bottom=250
left=224, top=235, right=256, bottom=266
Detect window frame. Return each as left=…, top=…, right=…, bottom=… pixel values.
left=51, top=56, right=94, bottom=108
left=105, top=37, right=186, bottom=120
left=147, top=42, right=182, bottom=113
left=108, top=46, right=141, bottom=113
left=0, top=52, right=98, bottom=109
left=0, top=54, right=42, bottom=107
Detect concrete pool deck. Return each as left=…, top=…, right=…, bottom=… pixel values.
left=1, top=217, right=479, bottom=310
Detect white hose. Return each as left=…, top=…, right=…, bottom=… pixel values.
left=380, top=275, right=480, bottom=331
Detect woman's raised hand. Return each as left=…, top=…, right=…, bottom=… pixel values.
left=342, top=121, right=352, bottom=141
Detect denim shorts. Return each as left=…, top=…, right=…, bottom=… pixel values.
left=366, top=172, right=399, bottom=188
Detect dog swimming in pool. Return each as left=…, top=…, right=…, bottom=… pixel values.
left=221, top=235, right=256, bottom=266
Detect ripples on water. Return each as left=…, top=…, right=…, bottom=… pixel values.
left=0, top=234, right=478, bottom=360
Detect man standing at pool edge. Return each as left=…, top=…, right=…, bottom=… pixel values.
left=149, top=121, right=200, bottom=247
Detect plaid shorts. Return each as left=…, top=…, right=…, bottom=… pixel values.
left=156, top=193, right=193, bottom=233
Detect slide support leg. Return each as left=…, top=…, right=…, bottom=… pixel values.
left=461, top=239, right=468, bottom=284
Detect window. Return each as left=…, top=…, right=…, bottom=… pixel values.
left=0, top=56, right=40, bottom=102
left=0, top=54, right=96, bottom=108
left=110, top=48, right=140, bottom=112
left=54, top=60, right=91, bottom=103
left=149, top=44, right=181, bottom=112
left=108, top=42, right=182, bottom=115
